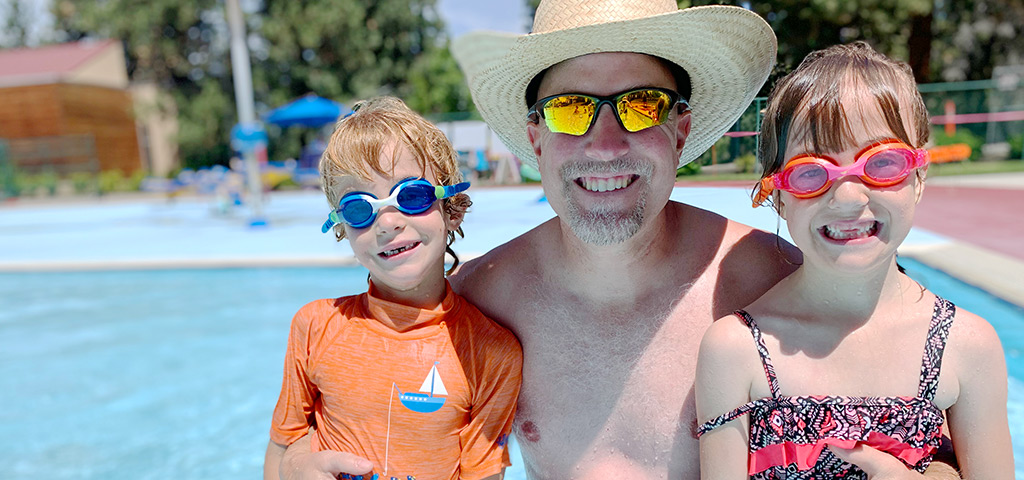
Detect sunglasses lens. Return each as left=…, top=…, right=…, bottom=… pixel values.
left=786, top=163, right=829, bottom=194
left=395, top=184, right=436, bottom=214
left=618, top=89, right=673, bottom=132
left=864, top=149, right=912, bottom=184
left=340, top=198, right=373, bottom=226
left=542, top=95, right=596, bottom=136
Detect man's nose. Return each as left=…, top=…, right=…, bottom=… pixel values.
left=583, top=103, right=630, bottom=161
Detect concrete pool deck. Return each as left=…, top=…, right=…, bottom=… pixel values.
left=2, top=173, right=1023, bottom=308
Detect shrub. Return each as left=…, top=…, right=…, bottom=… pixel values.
left=931, top=128, right=984, bottom=161
left=734, top=153, right=757, bottom=173
left=677, top=161, right=701, bottom=176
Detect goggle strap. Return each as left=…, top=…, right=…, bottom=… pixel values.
left=752, top=177, right=774, bottom=208
left=322, top=210, right=341, bottom=233
left=436, top=182, right=470, bottom=199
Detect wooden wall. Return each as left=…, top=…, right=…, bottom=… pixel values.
left=0, top=83, right=142, bottom=173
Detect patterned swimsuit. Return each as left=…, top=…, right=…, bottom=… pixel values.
left=698, top=297, right=955, bottom=479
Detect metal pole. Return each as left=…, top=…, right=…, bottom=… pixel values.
left=225, top=0, right=265, bottom=225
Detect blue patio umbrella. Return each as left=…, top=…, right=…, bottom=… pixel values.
left=265, top=94, right=351, bottom=128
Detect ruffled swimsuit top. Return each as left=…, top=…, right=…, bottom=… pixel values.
left=698, top=297, right=955, bottom=479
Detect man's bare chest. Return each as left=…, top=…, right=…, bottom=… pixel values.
left=507, top=300, right=709, bottom=478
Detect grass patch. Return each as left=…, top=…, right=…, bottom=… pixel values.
left=927, top=160, right=1024, bottom=177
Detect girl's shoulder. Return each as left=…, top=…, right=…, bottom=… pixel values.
left=699, top=312, right=765, bottom=378
left=944, top=301, right=1004, bottom=362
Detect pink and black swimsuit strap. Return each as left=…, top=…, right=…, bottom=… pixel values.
left=918, top=296, right=955, bottom=400
left=733, top=310, right=782, bottom=398
left=695, top=311, right=780, bottom=437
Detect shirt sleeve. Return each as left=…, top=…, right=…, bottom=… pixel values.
left=457, top=318, right=524, bottom=479
left=269, top=302, right=321, bottom=446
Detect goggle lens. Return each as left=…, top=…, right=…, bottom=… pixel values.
left=862, top=149, right=912, bottom=183
left=785, top=163, right=829, bottom=194
left=395, top=183, right=437, bottom=213
left=534, top=88, right=683, bottom=136
left=340, top=199, right=374, bottom=226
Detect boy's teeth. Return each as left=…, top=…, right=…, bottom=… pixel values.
left=582, top=176, right=632, bottom=192
left=382, top=243, right=416, bottom=257
left=823, top=222, right=878, bottom=240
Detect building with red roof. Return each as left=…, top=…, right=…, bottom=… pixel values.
left=0, top=39, right=175, bottom=182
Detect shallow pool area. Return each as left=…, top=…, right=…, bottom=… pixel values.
left=0, top=265, right=1020, bottom=478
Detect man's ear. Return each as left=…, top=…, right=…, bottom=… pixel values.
left=527, top=121, right=543, bottom=159
left=675, top=110, right=692, bottom=154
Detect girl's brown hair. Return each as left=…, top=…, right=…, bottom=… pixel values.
left=319, top=96, right=471, bottom=274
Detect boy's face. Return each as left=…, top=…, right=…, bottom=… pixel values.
left=338, top=144, right=460, bottom=306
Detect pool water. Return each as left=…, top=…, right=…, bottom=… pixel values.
left=0, top=265, right=1020, bottom=479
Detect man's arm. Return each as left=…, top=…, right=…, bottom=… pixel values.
left=264, top=440, right=286, bottom=480
left=829, top=445, right=960, bottom=479
left=277, top=433, right=373, bottom=480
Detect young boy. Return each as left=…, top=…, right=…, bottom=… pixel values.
left=264, top=97, right=522, bottom=480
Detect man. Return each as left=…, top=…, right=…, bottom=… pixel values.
left=279, top=0, right=959, bottom=478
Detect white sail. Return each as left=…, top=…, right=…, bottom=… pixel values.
left=418, top=365, right=447, bottom=396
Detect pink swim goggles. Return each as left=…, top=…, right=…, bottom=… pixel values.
left=753, top=139, right=929, bottom=207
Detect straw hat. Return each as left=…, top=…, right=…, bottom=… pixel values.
left=451, top=0, right=777, bottom=170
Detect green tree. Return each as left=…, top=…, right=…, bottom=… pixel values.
left=254, top=0, right=469, bottom=112
left=931, top=0, right=1024, bottom=82
left=1, top=0, right=32, bottom=47
left=51, top=0, right=468, bottom=167
left=52, top=0, right=236, bottom=170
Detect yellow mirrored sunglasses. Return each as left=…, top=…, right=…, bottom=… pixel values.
left=527, top=87, right=688, bottom=136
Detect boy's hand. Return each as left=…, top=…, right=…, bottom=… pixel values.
left=828, top=445, right=960, bottom=479
left=280, top=434, right=374, bottom=480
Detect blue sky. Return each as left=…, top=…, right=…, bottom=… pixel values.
left=8, top=0, right=528, bottom=45
left=437, top=0, right=529, bottom=37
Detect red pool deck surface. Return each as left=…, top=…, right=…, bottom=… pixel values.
left=913, top=185, right=1024, bottom=262
left=678, top=177, right=1024, bottom=261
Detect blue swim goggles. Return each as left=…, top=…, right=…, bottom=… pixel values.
left=322, top=177, right=470, bottom=232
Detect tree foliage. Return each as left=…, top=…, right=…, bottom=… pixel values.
left=0, top=0, right=32, bottom=47
left=48, top=0, right=470, bottom=169
left=525, top=0, right=1023, bottom=88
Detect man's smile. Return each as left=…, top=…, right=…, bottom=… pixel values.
left=576, top=174, right=640, bottom=193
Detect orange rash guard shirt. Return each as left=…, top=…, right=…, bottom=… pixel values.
left=270, top=281, right=523, bottom=480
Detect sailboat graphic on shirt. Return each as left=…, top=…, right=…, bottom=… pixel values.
left=394, top=362, right=447, bottom=413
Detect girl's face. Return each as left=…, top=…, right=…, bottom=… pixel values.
left=779, top=88, right=926, bottom=275
left=339, top=145, right=460, bottom=305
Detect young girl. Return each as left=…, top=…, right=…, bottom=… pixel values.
left=264, top=96, right=522, bottom=480
left=695, top=42, right=1013, bottom=479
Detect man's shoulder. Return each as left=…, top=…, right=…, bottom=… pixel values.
left=453, top=221, right=549, bottom=287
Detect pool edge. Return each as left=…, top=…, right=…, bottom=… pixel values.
left=900, top=241, right=1024, bottom=309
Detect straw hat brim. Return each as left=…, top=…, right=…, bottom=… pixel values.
left=452, top=5, right=777, bottom=170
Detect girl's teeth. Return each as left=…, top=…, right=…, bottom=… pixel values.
left=823, top=222, right=878, bottom=240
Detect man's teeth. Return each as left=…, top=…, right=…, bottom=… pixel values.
left=823, top=222, right=878, bottom=240
left=381, top=243, right=417, bottom=257
left=581, top=176, right=633, bottom=192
